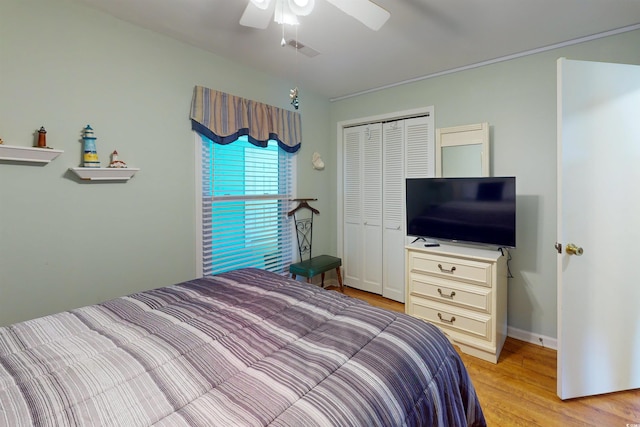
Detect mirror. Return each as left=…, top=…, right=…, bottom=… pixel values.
left=436, top=123, right=490, bottom=177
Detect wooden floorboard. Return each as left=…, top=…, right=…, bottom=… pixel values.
left=326, top=285, right=640, bottom=426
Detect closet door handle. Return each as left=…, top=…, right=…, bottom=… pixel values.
left=437, top=288, right=456, bottom=299
left=438, top=264, right=456, bottom=274
left=437, top=313, right=456, bottom=324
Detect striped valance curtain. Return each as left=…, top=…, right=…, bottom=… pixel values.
left=190, top=86, right=302, bottom=153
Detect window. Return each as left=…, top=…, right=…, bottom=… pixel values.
left=197, top=135, right=296, bottom=277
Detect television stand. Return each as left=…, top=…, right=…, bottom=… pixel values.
left=405, top=242, right=508, bottom=363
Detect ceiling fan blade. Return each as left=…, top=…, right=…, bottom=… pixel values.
left=325, top=0, right=390, bottom=31
left=240, top=0, right=275, bottom=29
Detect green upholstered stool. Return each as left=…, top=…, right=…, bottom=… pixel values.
left=289, top=254, right=343, bottom=290
left=288, top=199, right=343, bottom=291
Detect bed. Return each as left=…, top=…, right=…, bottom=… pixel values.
left=0, top=268, right=485, bottom=426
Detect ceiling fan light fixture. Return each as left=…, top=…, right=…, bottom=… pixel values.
left=241, top=0, right=389, bottom=31
left=274, top=0, right=299, bottom=25
left=249, top=0, right=272, bottom=10
left=288, top=0, right=314, bottom=16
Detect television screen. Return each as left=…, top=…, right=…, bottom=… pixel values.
left=405, top=177, right=516, bottom=248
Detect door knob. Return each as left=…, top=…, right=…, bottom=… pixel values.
left=566, top=243, right=584, bottom=256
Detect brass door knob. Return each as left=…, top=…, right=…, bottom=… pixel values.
left=566, top=243, right=584, bottom=256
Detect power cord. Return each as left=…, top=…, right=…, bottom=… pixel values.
left=498, top=247, right=514, bottom=278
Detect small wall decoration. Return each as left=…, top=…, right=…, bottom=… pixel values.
left=290, top=87, right=299, bottom=110
left=108, top=150, right=127, bottom=168
left=82, top=125, right=100, bottom=168
left=36, top=126, right=47, bottom=148
left=312, top=152, right=324, bottom=170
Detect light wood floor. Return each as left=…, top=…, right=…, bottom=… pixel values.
left=327, top=285, right=640, bottom=426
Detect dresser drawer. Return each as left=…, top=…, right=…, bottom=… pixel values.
left=409, top=274, right=492, bottom=313
left=409, top=252, right=493, bottom=287
left=409, top=298, right=492, bottom=341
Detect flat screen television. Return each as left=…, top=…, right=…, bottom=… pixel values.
left=405, top=177, right=516, bottom=248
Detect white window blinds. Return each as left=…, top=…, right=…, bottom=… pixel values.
left=199, top=135, right=295, bottom=276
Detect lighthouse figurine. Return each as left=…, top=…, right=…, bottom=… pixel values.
left=82, top=125, right=100, bottom=168
left=108, top=150, right=127, bottom=168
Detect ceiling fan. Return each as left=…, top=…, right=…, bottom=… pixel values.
left=240, top=0, right=390, bottom=31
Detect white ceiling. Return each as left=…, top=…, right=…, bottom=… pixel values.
left=76, top=0, right=640, bottom=100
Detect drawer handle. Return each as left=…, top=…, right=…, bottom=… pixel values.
left=437, top=288, right=456, bottom=299
left=437, top=313, right=456, bottom=324
left=438, top=264, right=456, bottom=274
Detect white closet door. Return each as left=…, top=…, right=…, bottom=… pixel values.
left=405, top=115, right=434, bottom=178
left=361, top=123, right=383, bottom=294
left=343, top=126, right=364, bottom=289
left=382, top=121, right=405, bottom=302
left=341, top=113, right=434, bottom=298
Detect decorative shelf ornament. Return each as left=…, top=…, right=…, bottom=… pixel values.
left=70, top=125, right=139, bottom=181
left=0, top=127, right=63, bottom=164
left=37, top=126, right=49, bottom=148
left=108, top=150, right=127, bottom=168
left=69, top=167, right=139, bottom=181
left=0, top=144, right=63, bottom=164
left=312, top=152, right=324, bottom=170
left=82, top=125, right=100, bottom=168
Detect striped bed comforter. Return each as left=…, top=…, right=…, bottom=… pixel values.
left=0, top=268, right=485, bottom=426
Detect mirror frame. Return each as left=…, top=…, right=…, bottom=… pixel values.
left=435, top=122, right=490, bottom=177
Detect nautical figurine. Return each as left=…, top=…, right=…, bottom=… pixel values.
left=82, top=125, right=100, bottom=168
left=37, top=126, right=47, bottom=148
left=108, top=150, right=127, bottom=168
left=290, top=87, right=299, bottom=110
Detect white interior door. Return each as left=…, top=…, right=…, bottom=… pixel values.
left=557, top=58, right=640, bottom=399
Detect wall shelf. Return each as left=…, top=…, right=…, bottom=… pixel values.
left=70, top=167, right=140, bottom=181
left=0, top=144, right=63, bottom=163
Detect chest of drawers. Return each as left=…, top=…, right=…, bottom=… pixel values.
left=405, top=243, right=507, bottom=363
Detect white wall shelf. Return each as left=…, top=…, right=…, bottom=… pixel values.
left=0, top=144, right=63, bottom=163
left=70, top=167, right=140, bottom=181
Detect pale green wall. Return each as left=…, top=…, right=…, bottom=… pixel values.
left=328, top=29, right=640, bottom=338
left=2, top=0, right=639, bottom=339
left=0, top=0, right=331, bottom=326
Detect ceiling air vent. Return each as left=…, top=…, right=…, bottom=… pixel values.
left=287, top=39, right=320, bottom=58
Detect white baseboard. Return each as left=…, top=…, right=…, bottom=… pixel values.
left=507, top=326, right=557, bottom=350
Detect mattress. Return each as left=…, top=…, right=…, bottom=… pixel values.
left=0, top=268, right=485, bottom=426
